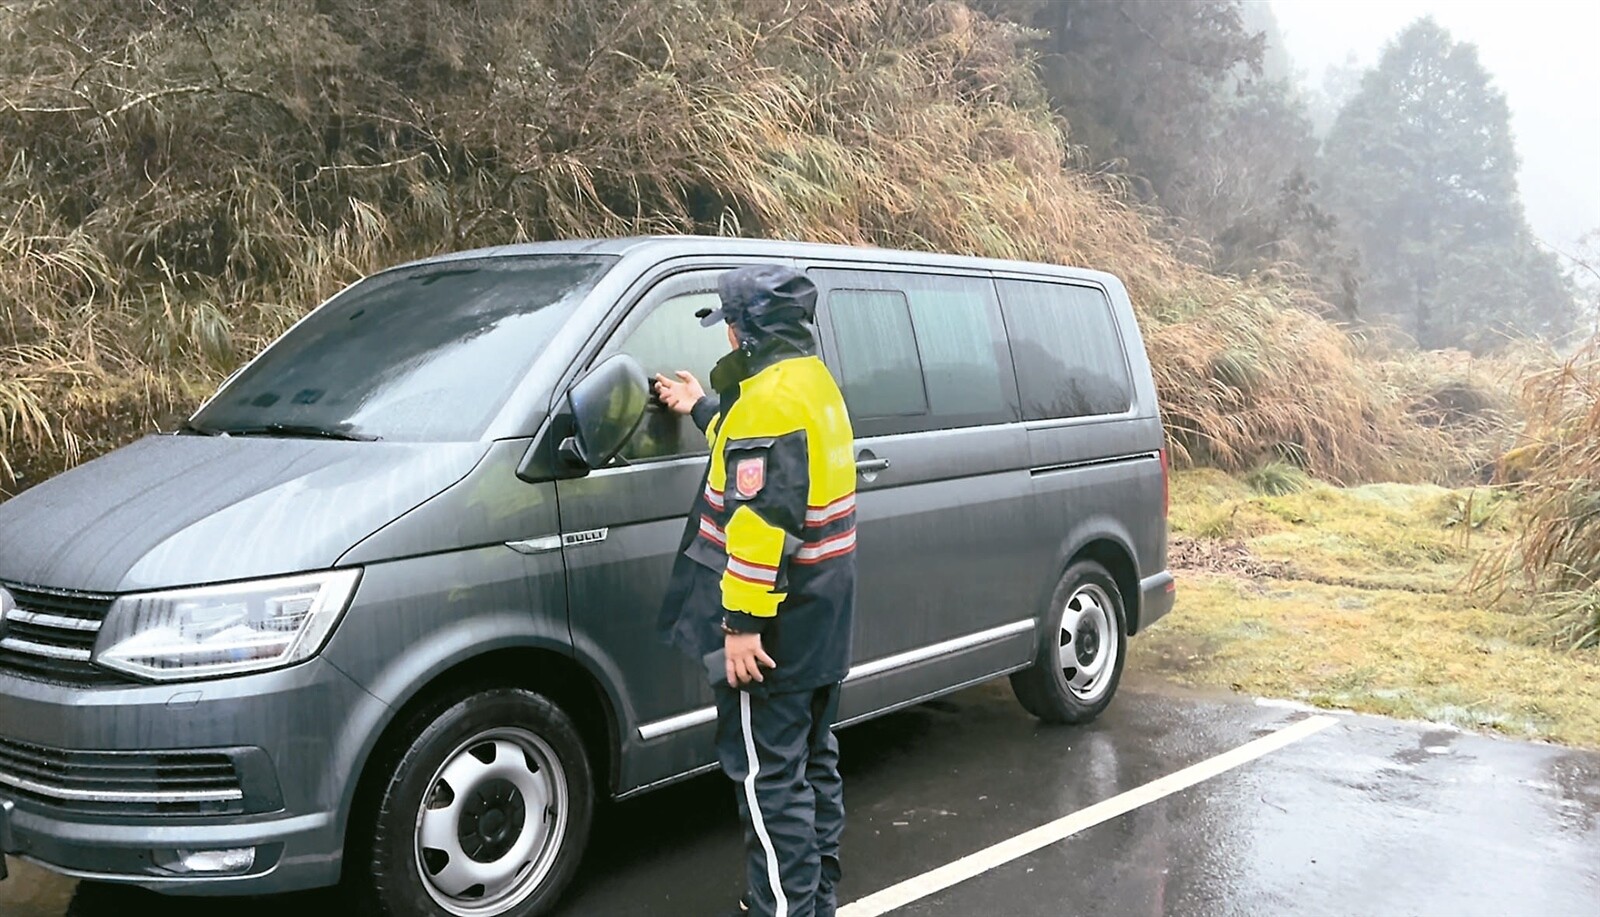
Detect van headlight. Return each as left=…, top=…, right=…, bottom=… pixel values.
left=94, top=570, right=362, bottom=681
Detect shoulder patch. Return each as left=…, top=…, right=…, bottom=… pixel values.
left=734, top=455, right=766, bottom=500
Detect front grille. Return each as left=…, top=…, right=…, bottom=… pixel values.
left=0, top=734, right=245, bottom=816
left=0, top=584, right=129, bottom=687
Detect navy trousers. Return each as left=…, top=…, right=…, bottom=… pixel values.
left=714, top=683, right=845, bottom=917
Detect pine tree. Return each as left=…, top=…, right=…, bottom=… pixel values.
left=1323, top=17, right=1575, bottom=349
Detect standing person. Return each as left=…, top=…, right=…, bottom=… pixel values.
left=654, top=264, right=858, bottom=917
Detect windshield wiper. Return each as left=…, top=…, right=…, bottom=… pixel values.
left=214, top=423, right=380, bottom=442
left=176, top=420, right=221, bottom=436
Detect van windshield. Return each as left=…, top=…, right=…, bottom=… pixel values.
left=192, top=255, right=616, bottom=442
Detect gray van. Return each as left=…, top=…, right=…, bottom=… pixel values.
left=0, top=237, right=1172, bottom=916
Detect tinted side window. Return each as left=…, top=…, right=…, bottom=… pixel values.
left=820, top=270, right=1017, bottom=435
left=828, top=289, right=928, bottom=419
left=901, top=276, right=1014, bottom=422
left=603, top=285, right=729, bottom=461
left=997, top=280, right=1132, bottom=420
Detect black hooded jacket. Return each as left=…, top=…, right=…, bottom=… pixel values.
left=657, top=266, right=858, bottom=693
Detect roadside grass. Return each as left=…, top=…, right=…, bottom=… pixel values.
left=1132, top=469, right=1600, bottom=747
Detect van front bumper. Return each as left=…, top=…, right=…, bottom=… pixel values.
left=0, top=657, right=380, bottom=896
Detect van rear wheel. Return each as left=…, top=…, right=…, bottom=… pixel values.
left=352, top=687, right=594, bottom=917
left=1011, top=560, right=1127, bottom=725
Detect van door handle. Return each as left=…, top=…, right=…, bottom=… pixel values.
left=855, top=457, right=891, bottom=474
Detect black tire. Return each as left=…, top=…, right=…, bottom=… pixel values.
left=1010, top=560, right=1128, bottom=725
left=348, top=687, right=594, bottom=917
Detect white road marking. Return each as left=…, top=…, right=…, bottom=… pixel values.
left=1254, top=697, right=1350, bottom=715
left=838, top=714, right=1340, bottom=917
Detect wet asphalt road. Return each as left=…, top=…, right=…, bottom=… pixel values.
left=4, top=674, right=1599, bottom=916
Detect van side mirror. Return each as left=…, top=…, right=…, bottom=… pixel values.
left=558, top=354, right=649, bottom=471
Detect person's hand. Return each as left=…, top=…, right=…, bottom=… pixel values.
left=654, top=371, right=705, bottom=415
left=725, top=631, right=776, bottom=688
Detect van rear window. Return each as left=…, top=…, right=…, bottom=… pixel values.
left=997, top=280, right=1132, bottom=420
left=193, top=255, right=615, bottom=442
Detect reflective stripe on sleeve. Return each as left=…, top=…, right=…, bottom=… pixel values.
left=699, top=515, right=727, bottom=546
left=794, top=527, right=857, bottom=564
left=726, top=555, right=780, bottom=587
left=704, top=484, right=726, bottom=511
left=805, top=493, right=856, bottom=526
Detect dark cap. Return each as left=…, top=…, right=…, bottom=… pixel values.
left=699, top=264, right=818, bottom=331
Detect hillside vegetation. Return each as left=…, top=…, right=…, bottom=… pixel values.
left=0, top=0, right=1522, bottom=494
left=8, top=0, right=1592, bottom=657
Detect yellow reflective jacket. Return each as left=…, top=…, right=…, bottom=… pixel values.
left=659, top=352, right=858, bottom=692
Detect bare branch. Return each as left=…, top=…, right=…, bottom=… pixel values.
left=1, top=99, right=94, bottom=114
left=101, top=83, right=212, bottom=117
left=311, top=151, right=430, bottom=177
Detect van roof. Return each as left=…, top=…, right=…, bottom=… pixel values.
left=396, top=235, right=1119, bottom=286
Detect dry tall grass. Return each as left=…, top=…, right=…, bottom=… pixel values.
left=0, top=0, right=1518, bottom=493
left=1475, top=339, right=1600, bottom=648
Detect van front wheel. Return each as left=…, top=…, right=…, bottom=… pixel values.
left=1010, top=560, right=1127, bottom=725
left=353, top=688, right=594, bottom=917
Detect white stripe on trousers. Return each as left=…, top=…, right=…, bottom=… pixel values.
left=741, top=692, right=789, bottom=917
